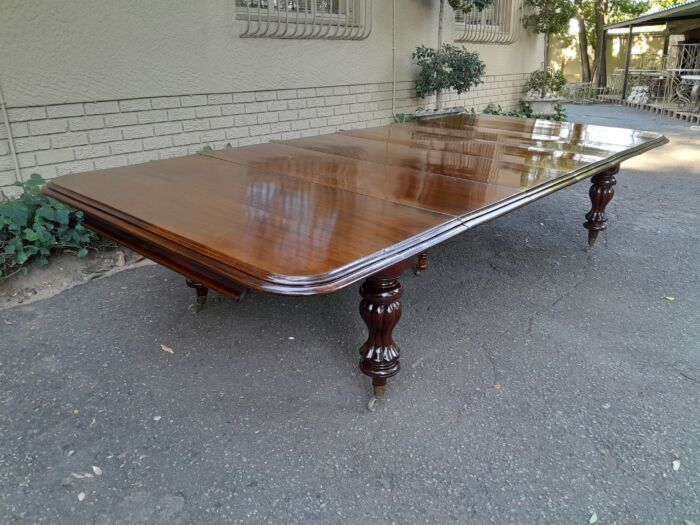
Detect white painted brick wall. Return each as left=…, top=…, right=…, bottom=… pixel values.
left=0, top=74, right=528, bottom=196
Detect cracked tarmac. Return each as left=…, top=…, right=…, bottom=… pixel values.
left=0, top=104, right=699, bottom=524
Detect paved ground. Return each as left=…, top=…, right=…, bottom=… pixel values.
left=1, top=104, right=699, bottom=524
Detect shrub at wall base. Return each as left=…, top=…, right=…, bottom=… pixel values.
left=522, top=67, right=567, bottom=117
left=413, top=44, right=486, bottom=118
left=0, top=174, right=96, bottom=279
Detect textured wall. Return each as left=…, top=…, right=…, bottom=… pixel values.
left=0, top=0, right=541, bottom=106
left=0, top=76, right=530, bottom=195
left=0, top=1, right=541, bottom=194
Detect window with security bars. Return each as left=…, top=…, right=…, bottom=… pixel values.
left=236, top=0, right=372, bottom=39
left=454, top=0, right=522, bottom=45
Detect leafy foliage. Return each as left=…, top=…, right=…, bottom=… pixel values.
left=580, top=0, right=649, bottom=49
left=199, top=143, right=234, bottom=154
left=484, top=101, right=567, bottom=122
left=653, top=0, right=687, bottom=8
left=413, top=44, right=486, bottom=99
left=0, top=174, right=96, bottom=279
left=447, top=0, right=493, bottom=15
left=553, top=102, right=568, bottom=122
left=483, top=103, right=533, bottom=118
left=523, top=0, right=577, bottom=35
left=393, top=113, right=417, bottom=123
left=527, top=68, right=568, bottom=97
left=594, top=0, right=650, bottom=24
left=573, top=0, right=650, bottom=82
left=523, top=0, right=576, bottom=97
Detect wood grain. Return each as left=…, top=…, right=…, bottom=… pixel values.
left=43, top=115, right=667, bottom=295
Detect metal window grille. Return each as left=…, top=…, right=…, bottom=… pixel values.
left=237, top=0, right=372, bottom=39
left=454, top=0, right=522, bottom=45
left=665, top=43, right=700, bottom=107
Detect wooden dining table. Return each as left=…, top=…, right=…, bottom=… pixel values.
left=43, top=114, right=667, bottom=409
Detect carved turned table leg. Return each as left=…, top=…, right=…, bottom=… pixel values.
left=185, top=279, right=209, bottom=306
left=584, top=165, right=619, bottom=246
left=415, top=251, right=429, bottom=275
left=358, top=259, right=412, bottom=410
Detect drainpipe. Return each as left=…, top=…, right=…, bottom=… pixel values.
left=0, top=77, right=22, bottom=185
left=391, top=0, right=396, bottom=117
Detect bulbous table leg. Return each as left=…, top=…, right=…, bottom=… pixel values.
left=185, top=279, right=209, bottom=309
left=584, top=165, right=619, bottom=247
left=414, top=251, right=428, bottom=276
left=358, top=259, right=411, bottom=410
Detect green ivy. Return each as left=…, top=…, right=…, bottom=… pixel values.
left=393, top=113, right=416, bottom=124
left=0, top=174, right=96, bottom=279
left=199, top=143, right=233, bottom=154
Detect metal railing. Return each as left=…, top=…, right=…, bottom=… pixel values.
left=666, top=43, right=700, bottom=110
left=601, top=44, right=700, bottom=111
left=563, top=82, right=606, bottom=103
left=237, top=0, right=372, bottom=40
left=454, top=0, right=522, bottom=45
left=669, top=42, right=700, bottom=72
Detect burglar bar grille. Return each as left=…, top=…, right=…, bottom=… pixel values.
left=236, top=0, right=372, bottom=40
left=455, top=0, right=522, bottom=45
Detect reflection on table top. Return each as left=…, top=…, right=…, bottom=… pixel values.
left=44, top=114, right=667, bottom=294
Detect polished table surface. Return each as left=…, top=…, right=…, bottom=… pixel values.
left=44, top=114, right=666, bottom=296
left=43, top=113, right=668, bottom=406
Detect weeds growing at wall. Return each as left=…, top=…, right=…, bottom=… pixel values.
left=393, top=113, right=417, bottom=123
left=483, top=103, right=533, bottom=119
left=0, top=174, right=97, bottom=279
left=484, top=102, right=567, bottom=122
left=552, top=102, right=567, bottom=122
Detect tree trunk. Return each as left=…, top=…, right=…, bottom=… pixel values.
left=578, top=20, right=592, bottom=83
left=593, top=0, right=608, bottom=88
left=597, top=34, right=607, bottom=88
left=574, top=0, right=591, bottom=83
left=436, top=0, right=445, bottom=110
left=542, top=32, right=549, bottom=98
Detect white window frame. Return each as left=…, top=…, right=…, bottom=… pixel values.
left=236, top=0, right=372, bottom=40
left=455, top=0, right=522, bottom=45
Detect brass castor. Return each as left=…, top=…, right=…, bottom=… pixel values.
left=186, top=279, right=209, bottom=312
left=367, top=384, right=385, bottom=412
left=414, top=251, right=428, bottom=276
left=188, top=302, right=205, bottom=314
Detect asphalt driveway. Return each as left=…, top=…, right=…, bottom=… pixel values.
left=1, top=104, right=699, bottom=524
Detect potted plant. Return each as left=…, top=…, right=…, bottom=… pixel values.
left=413, top=0, right=489, bottom=118
left=522, top=0, right=575, bottom=116
left=523, top=67, right=567, bottom=116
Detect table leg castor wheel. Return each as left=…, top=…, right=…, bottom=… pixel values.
left=414, top=252, right=428, bottom=276
left=188, top=302, right=205, bottom=314
left=367, top=384, right=385, bottom=412
left=186, top=279, right=209, bottom=311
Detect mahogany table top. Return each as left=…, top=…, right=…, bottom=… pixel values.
left=44, top=114, right=667, bottom=295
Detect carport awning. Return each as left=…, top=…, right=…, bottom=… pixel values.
left=605, top=0, right=700, bottom=30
